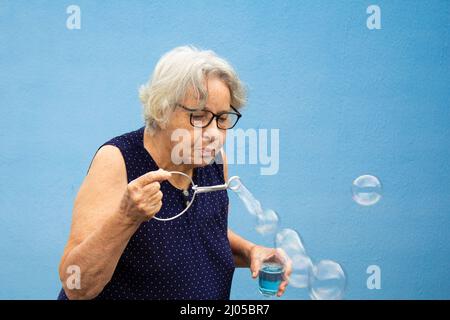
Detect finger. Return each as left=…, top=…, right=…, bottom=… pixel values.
left=145, top=201, right=163, bottom=219
left=284, top=260, right=293, bottom=278
left=275, top=249, right=291, bottom=266
left=265, top=252, right=277, bottom=262
left=275, top=249, right=293, bottom=279
left=250, top=258, right=261, bottom=279
left=279, top=279, right=289, bottom=290
left=277, top=280, right=289, bottom=297
left=142, top=181, right=161, bottom=194
left=135, top=169, right=172, bottom=187
left=147, top=190, right=163, bottom=204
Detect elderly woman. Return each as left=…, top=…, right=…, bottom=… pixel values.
left=57, top=46, right=290, bottom=300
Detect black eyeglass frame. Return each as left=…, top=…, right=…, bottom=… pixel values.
left=175, top=103, right=242, bottom=130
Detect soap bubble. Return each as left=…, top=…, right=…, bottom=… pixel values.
left=308, top=260, right=346, bottom=300
left=255, top=209, right=279, bottom=236
left=275, top=228, right=307, bottom=258
left=275, top=229, right=311, bottom=288
left=228, top=177, right=264, bottom=216
left=289, top=254, right=313, bottom=288
left=352, top=174, right=382, bottom=206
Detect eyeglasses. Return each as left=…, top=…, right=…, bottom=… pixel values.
left=175, top=104, right=242, bottom=130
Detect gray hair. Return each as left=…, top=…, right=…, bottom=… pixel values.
left=139, top=45, right=247, bottom=134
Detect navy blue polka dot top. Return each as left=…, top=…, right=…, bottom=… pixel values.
left=58, top=126, right=235, bottom=300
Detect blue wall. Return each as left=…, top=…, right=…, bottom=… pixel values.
left=0, top=0, right=449, bottom=299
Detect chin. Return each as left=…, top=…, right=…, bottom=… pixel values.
left=192, top=157, right=215, bottom=167
left=189, top=150, right=217, bottom=167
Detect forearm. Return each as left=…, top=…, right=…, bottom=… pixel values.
left=60, top=210, right=140, bottom=299
left=228, top=228, right=256, bottom=268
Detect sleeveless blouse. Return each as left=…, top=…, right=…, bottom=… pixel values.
left=58, top=126, right=235, bottom=300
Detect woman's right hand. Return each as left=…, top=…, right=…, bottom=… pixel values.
left=119, top=169, right=172, bottom=224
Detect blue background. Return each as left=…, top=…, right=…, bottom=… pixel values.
left=0, top=0, right=449, bottom=299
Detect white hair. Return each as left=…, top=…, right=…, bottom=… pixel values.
left=139, top=45, right=247, bottom=134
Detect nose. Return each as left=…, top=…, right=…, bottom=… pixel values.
left=202, top=125, right=220, bottom=144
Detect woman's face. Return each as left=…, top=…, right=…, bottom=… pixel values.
left=165, top=76, right=231, bottom=167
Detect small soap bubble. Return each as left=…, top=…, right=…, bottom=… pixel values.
left=352, top=174, right=382, bottom=206
left=308, top=260, right=346, bottom=300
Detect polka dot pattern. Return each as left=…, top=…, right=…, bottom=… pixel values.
left=58, top=126, right=235, bottom=300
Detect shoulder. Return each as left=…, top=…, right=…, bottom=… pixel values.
left=86, top=127, right=143, bottom=176
left=102, top=127, right=143, bottom=153
left=87, top=145, right=126, bottom=185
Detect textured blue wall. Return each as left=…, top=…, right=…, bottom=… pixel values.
left=0, top=0, right=449, bottom=299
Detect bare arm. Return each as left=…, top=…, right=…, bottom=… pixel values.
left=59, top=145, right=170, bottom=299
left=228, top=229, right=255, bottom=267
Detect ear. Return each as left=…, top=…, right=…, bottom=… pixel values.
left=158, top=120, right=167, bottom=130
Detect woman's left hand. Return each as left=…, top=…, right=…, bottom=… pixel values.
left=249, top=245, right=292, bottom=297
